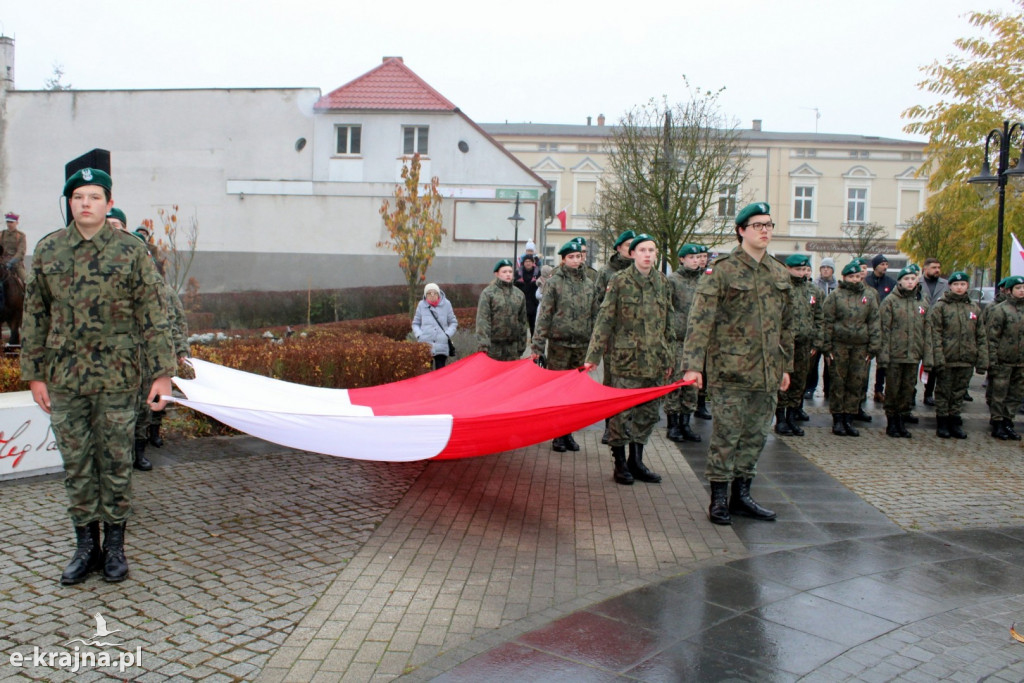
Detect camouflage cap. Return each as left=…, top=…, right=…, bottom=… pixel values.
left=948, top=271, right=969, bottom=284
left=558, top=241, right=583, bottom=257
left=613, top=230, right=637, bottom=248
left=784, top=254, right=810, bottom=268
left=842, top=261, right=861, bottom=276
left=106, top=207, right=127, bottom=224
left=1004, top=275, right=1024, bottom=289
left=493, top=258, right=514, bottom=272
left=677, top=243, right=708, bottom=257
left=628, top=233, right=656, bottom=252
left=63, top=167, right=112, bottom=198
left=735, top=202, right=770, bottom=226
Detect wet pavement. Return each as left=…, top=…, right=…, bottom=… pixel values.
left=2, top=375, right=1024, bottom=681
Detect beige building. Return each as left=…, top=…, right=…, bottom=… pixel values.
left=483, top=119, right=928, bottom=269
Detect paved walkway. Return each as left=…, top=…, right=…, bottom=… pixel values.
left=2, top=376, right=1024, bottom=681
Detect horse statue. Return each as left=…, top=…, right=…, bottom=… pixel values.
left=0, top=261, right=25, bottom=350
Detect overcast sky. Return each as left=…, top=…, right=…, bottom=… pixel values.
left=2, top=0, right=1018, bottom=140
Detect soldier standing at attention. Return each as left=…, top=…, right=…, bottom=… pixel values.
left=681, top=203, right=793, bottom=525
left=664, top=243, right=707, bottom=443
left=584, top=234, right=672, bottom=486
left=476, top=259, right=528, bottom=361
left=531, top=241, right=599, bottom=452
left=595, top=229, right=635, bottom=443
left=2, top=210, right=28, bottom=282
left=879, top=266, right=927, bottom=438
left=775, top=254, right=822, bottom=437
left=986, top=275, right=1024, bottom=440
left=925, top=271, right=988, bottom=439
left=21, top=168, right=175, bottom=585
left=822, top=261, right=881, bottom=437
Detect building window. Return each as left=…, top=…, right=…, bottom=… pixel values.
left=793, top=186, right=814, bottom=220
left=847, top=187, right=867, bottom=223
left=795, top=148, right=818, bottom=158
left=849, top=150, right=869, bottom=159
left=538, top=143, right=548, bottom=152
left=717, top=184, right=737, bottom=218
left=335, top=125, right=361, bottom=155
left=403, top=126, right=429, bottom=155
left=549, top=143, right=560, bottom=152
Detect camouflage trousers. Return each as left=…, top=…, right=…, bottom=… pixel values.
left=828, top=344, right=870, bottom=414
left=779, top=339, right=812, bottom=408
left=883, top=363, right=918, bottom=416
left=50, top=390, right=139, bottom=526
left=934, top=366, right=974, bottom=416
left=545, top=342, right=587, bottom=371
left=134, top=383, right=159, bottom=440
left=487, top=340, right=525, bottom=362
left=665, top=340, right=697, bottom=413
left=988, top=365, right=1024, bottom=421
left=705, top=387, right=776, bottom=483
left=607, top=375, right=662, bottom=446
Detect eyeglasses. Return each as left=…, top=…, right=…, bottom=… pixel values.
left=744, top=221, right=775, bottom=232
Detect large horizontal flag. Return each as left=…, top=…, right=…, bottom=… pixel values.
left=170, top=354, right=690, bottom=462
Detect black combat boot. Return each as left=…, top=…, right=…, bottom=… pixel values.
left=611, top=446, right=633, bottom=485
left=936, top=415, right=951, bottom=439
left=102, top=522, right=129, bottom=583
left=729, top=478, right=776, bottom=521
left=992, top=419, right=1011, bottom=440
left=708, top=481, right=731, bottom=525
left=949, top=415, right=967, bottom=439
left=853, top=407, right=873, bottom=422
left=601, top=419, right=610, bottom=445
left=885, top=413, right=900, bottom=437
left=60, top=522, right=102, bottom=585
left=666, top=413, right=684, bottom=442
left=551, top=436, right=567, bottom=452
left=842, top=413, right=860, bottom=437
left=133, top=439, right=152, bottom=471
left=786, top=408, right=805, bottom=436
left=774, top=408, right=794, bottom=435
left=148, top=419, right=165, bottom=447
left=1005, top=420, right=1022, bottom=441
left=902, top=412, right=920, bottom=424
left=832, top=413, right=846, bottom=436
left=627, top=443, right=661, bottom=483
left=695, top=395, right=712, bottom=420
left=896, top=413, right=912, bottom=438
left=794, top=401, right=810, bottom=422
left=563, top=433, right=580, bottom=452
left=679, top=413, right=702, bottom=442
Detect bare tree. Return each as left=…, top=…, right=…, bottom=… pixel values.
left=44, top=63, right=72, bottom=91
left=838, top=222, right=888, bottom=259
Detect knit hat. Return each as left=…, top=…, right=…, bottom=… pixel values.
left=524, top=240, right=537, bottom=252
left=820, top=257, right=835, bottom=270
left=842, top=261, right=861, bottom=276
left=424, top=283, right=440, bottom=296
left=521, top=253, right=535, bottom=263
left=494, top=259, right=514, bottom=272
left=870, top=254, right=888, bottom=269
left=948, top=271, right=969, bottom=284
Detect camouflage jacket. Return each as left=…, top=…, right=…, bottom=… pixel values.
left=585, top=264, right=672, bottom=379
left=667, top=267, right=702, bottom=342
left=594, top=252, right=632, bottom=306
left=924, top=290, right=988, bottom=369
left=821, top=281, right=880, bottom=355
left=21, top=222, right=175, bottom=394
left=475, top=278, right=528, bottom=350
left=681, top=246, right=794, bottom=392
left=531, top=264, right=598, bottom=354
left=789, top=276, right=825, bottom=347
left=878, top=285, right=927, bottom=365
left=165, top=282, right=190, bottom=357
left=985, top=296, right=1024, bottom=367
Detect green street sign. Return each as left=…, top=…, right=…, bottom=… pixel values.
left=496, top=189, right=540, bottom=200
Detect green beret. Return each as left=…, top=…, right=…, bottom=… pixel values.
left=63, top=167, right=112, bottom=198
left=842, top=261, right=861, bottom=276
left=629, top=233, right=656, bottom=252
left=572, top=236, right=587, bottom=246
left=998, top=277, right=1013, bottom=289
left=896, top=266, right=918, bottom=281
left=948, top=271, right=969, bottom=284
left=613, top=230, right=636, bottom=248
left=558, top=241, right=583, bottom=257
left=735, top=202, right=770, bottom=226
left=785, top=254, right=810, bottom=268
left=106, top=207, right=126, bottom=224
left=677, top=243, right=707, bottom=257
left=493, top=259, right=514, bottom=272
left=1004, top=275, right=1024, bottom=289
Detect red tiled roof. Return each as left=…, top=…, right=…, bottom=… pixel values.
left=315, top=57, right=456, bottom=111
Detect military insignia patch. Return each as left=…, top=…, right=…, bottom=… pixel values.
left=82, top=168, right=93, bottom=181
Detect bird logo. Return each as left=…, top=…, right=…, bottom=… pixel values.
left=65, top=613, right=122, bottom=648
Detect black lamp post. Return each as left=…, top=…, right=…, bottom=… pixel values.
left=508, top=192, right=524, bottom=263
left=967, top=120, right=1024, bottom=284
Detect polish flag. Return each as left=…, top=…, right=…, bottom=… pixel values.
left=1012, top=233, right=1024, bottom=277
left=557, top=209, right=567, bottom=230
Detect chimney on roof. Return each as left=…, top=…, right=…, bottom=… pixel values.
left=587, top=116, right=592, bottom=126
left=752, top=119, right=762, bottom=131
left=597, top=114, right=606, bottom=126
left=383, top=56, right=403, bottom=63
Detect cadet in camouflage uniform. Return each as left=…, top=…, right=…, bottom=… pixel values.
left=879, top=266, right=927, bottom=438
left=574, top=237, right=599, bottom=282
left=822, top=261, right=880, bottom=437
left=584, top=234, right=672, bottom=486
left=924, top=271, right=988, bottom=439
left=681, top=203, right=793, bottom=526
left=775, top=254, right=822, bottom=437
left=664, top=243, right=707, bottom=443
left=476, top=259, right=528, bottom=361
left=22, top=168, right=175, bottom=585
left=531, top=241, right=599, bottom=452
left=986, top=275, right=1024, bottom=440
left=594, top=230, right=634, bottom=443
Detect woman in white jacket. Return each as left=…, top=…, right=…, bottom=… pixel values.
left=412, top=283, right=458, bottom=370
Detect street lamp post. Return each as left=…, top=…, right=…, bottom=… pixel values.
left=508, top=193, right=524, bottom=264
left=967, top=120, right=1024, bottom=284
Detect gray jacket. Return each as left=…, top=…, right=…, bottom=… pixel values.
left=921, top=276, right=949, bottom=307
left=412, top=290, right=458, bottom=356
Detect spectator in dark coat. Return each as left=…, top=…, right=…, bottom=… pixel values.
left=514, top=254, right=541, bottom=333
